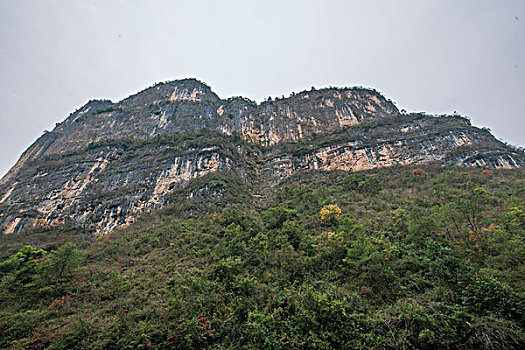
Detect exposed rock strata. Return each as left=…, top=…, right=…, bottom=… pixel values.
left=0, top=79, right=523, bottom=234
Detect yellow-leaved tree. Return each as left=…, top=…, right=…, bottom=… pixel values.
left=320, top=204, right=342, bottom=226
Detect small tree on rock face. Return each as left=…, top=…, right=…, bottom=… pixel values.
left=320, top=204, right=342, bottom=227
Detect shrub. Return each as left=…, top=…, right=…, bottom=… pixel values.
left=320, top=204, right=342, bottom=226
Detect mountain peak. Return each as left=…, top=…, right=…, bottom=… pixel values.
left=118, top=78, right=219, bottom=109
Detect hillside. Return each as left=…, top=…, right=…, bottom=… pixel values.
left=0, top=165, right=524, bottom=349
left=0, top=79, right=523, bottom=235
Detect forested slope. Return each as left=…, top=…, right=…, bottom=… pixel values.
left=1, top=165, right=524, bottom=349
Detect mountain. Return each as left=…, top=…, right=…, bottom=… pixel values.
left=1, top=79, right=524, bottom=349
left=0, top=78, right=524, bottom=235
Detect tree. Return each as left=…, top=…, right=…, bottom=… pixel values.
left=0, top=245, right=47, bottom=286
left=262, top=206, right=297, bottom=229
left=42, top=242, right=82, bottom=281
left=320, top=204, right=342, bottom=226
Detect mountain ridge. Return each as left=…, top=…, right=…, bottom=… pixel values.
left=1, top=79, right=523, bottom=235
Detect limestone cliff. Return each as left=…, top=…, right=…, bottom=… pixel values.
left=0, top=79, right=523, bottom=234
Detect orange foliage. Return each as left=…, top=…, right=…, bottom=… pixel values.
left=197, top=314, right=215, bottom=337
left=481, top=223, right=499, bottom=232
left=47, top=295, right=72, bottom=312
left=34, top=254, right=50, bottom=263
left=468, top=230, right=485, bottom=249
left=50, top=219, right=62, bottom=227
left=34, top=218, right=48, bottom=227
left=276, top=245, right=294, bottom=254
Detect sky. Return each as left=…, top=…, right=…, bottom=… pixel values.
left=0, top=0, right=524, bottom=178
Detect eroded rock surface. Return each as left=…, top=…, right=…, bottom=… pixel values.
left=1, top=79, right=523, bottom=234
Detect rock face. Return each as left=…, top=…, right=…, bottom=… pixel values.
left=1, top=79, right=523, bottom=234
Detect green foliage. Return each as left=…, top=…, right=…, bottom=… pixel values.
left=0, top=165, right=524, bottom=349
left=39, top=242, right=82, bottom=282
left=425, top=240, right=470, bottom=284
left=344, top=173, right=381, bottom=194
left=0, top=245, right=46, bottom=283
left=261, top=206, right=297, bottom=229
left=505, top=206, right=525, bottom=230
left=461, top=272, right=524, bottom=322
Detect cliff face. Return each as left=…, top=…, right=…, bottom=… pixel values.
left=10, top=79, right=398, bottom=160
left=1, top=79, right=523, bottom=234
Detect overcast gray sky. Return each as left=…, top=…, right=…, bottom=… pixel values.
left=1, top=0, right=524, bottom=178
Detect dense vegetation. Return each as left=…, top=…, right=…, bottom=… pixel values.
left=0, top=165, right=524, bottom=349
